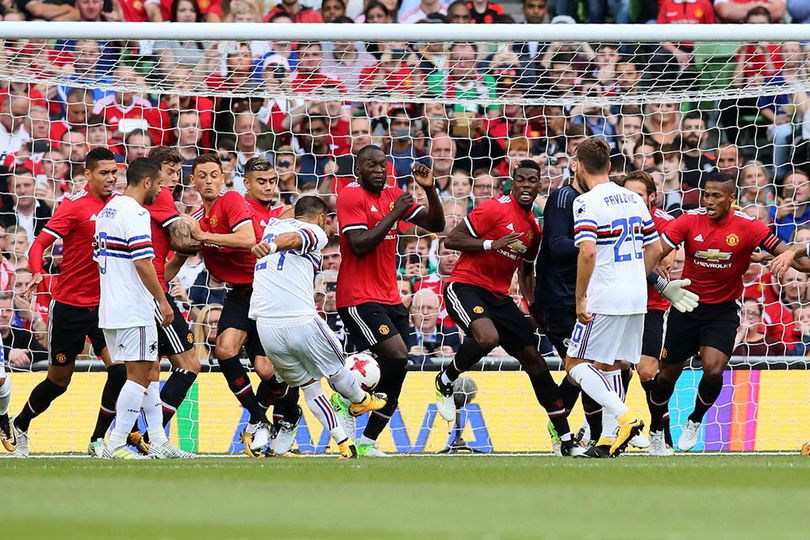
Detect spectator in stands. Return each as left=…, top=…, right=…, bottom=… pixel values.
left=122, top=128, right=152, bottom=165
left=0, top=289, right=47, bottom=368
left=406, top=288, right=460, bottom=362
left=615, top=106, right=644, bottom=158
left=734, top=297, right=787, bottom=356
left=0, top=169, right=51, bottom=243
left=428, top=42, right=495, bottom=111
left=320, top=0, right=346, bottom=21
left=273, top=145, right=301, bottom=203
left=715, top=0, right=785, bottom=22
left=291, top=42, right=345, bottom=94
left=175, top=110, right=202, bottom=178
left=0, top=96, right=29, bottom=156
left=771, top=170, right=810, bottom=242
left=11, top=268, right=47, bottom=334
left=738, top=160, right=776, bottom=207
left=644, top=102, right=681, bottom=146
left=193, top=304, right=222, bottom=363
left=679, top=110, right=715, bottom=188
left=387, top=107, right=427, bottom=179
left=232, top=112, right=270, bottom=188
left=466, top=0, right=503, bottom=23
left=632, top=139, right=660, bottom=173
left=399, top=0, right=446, bottom=22
left=716, top=142, right=744, bottom=184
left=151, top=0, right=206, bottom=69
left=321, top=238, right=341, bottom=272
left=93, top=66, right=169, bottom=145
left=321, top=24, right=377, bottom=93
left=791, top=304, right=810, bottom=355
left=314, top=269, right=355, bottom=352
left=441, top=199, right=468, bottom=236
left=293, top=114, right=333, bottom=190
left=472, top=168, right=499, bottom=204
left=264, top=0, right=323, bottom=22
left=554, top=0, right=631, bottom=23
left=447, top=0, right=471, bottom=21
left=427, top=132, right=456, bottom=195
left=18, top=0, right=79, bottom=20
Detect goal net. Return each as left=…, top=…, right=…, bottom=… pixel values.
left=1, top=22, right=809, bottom=454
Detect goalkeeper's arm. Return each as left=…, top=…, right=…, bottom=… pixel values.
left=646, top=272, right=699, bottom=313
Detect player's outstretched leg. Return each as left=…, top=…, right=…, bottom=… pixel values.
left=567, top=359, right=643, bottom=457
left=638, top=358, right=673, bottom=457
left=300, top=380, right=356, bottom=459
left=435, top=335, right=490, bottom=422
left=648, top=361, right=683, bottom=452
left=88, top=362, right=127, bottom=457
left=108, top=381, right=150, bottom=460
left=0, top=375, right=14, bottom=452
left=326, top=366, right=387, bottom=440
left=160, top=366, right=198, bottom=427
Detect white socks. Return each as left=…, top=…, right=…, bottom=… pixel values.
left=143, top=381, right=168, bottom=445
left=327, top=367, right=365, bottom=404
left=302, top=381, right=348, bottom=444
left=569, top=363, right=629, bottom=419
left=599, top=369, right=624, bottom=440
left=0, top=377, right=11, bottom=416
left=109, top=380, right=146, bottom=449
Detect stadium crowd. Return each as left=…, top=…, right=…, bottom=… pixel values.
left=0, top=0, right=808, bottom=371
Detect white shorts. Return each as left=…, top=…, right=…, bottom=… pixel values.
left=256, top=316, right=345, bottom=387
left=566, top=313, right=644, bottom=365
left=103, top=326, right=159, bottom=362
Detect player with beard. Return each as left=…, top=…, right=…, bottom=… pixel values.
left=336, top=146, right=444, bottom=457
left=648, top=173, right=787, bottom=452
left=435, top=160, right=583, bottom=456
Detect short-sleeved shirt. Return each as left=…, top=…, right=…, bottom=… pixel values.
left=250, top=218, right=328, bottom=324
left=143, top=186, right=180, bottom=293
left=192, top=191, right=258, bottom=285
left=573, top=182, right=658, bottom=315
left=658, top=0, right=715, bottom=24
left=648, top=208, right=675, bottom=311
left=450, top=195, right=541, bottom=297
left=94, top=195, right=155, bottom=329
left=661, top=208, right=782, bottom=304
left=40, top=189, right=113, bottom=308
left=336, top=182, right=423, bottom=308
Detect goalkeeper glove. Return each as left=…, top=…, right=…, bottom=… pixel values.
left=652, top=276, right=699, bottom=313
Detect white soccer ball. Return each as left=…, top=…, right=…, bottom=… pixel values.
left=346, top=353, right=381, bottom=392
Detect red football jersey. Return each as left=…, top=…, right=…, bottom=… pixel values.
left=40, top=190, right=113, bottom=307
left=144, top=186, right=180, bottom=293
left=661, top=209, right=781, bottom=304
left=193, top=191, right=258, bottom=285
left=336, top=182, right=423, bottom=308
left=246, top=198, right=285, bottom=240
left=449, top=195, right=541, bottom=297
left=648, top=208, right=675, bottom=311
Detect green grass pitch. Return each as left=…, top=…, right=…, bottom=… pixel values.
left=2, top=455, right=810, bottom=539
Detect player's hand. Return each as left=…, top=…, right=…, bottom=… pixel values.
left=412, top=163, right=434, bottom=188
left=158, top=300, right=174, bottom=327
left=392, top=192, right=415, bottom=218
left=252, top=242, right=273, bottom=258
left=750, top=250, right=774, bottom=264
left=491, top=231, right=522, bottom=251
left=183, top=214, right=205, bottom=241
left=659, top=278, right=699, bottom=313
left=770, top=248, right=796, bottom=278
left=576, top=297, right=592, bottom=324
left=23, top=272, right=43, bottom=301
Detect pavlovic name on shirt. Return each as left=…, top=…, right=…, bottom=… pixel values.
left=603, top=193, right=636, bottom=206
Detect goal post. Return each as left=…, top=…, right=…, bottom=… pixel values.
left=1, top=22, right=809, bottom=454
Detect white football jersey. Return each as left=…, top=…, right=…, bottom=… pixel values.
left=572, top=181, right=658, bottom=315
left=249, top=218, right=328, bottom=324
left=94, top=195, right=156, bottom=329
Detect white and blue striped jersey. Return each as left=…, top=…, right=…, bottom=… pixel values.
left=94, top=195, right=156, bottom=329
left=249, top=218, right=328, bottom=325
left=572, top=181, right=658, bottom=315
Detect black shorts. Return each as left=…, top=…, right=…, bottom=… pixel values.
left=154, top=294, right=193, bottom=357
left=338, top=302, right=410, bottom=352
left=533, top=304, right=577, bottom=358
left=641, top=309, right=667, bottom=359
left=219, top=285, right=263, bottom=360
left=445, top=282, right=537, bottom=352
left=661, top=301, right=740, bottom=365
left=48, top=301, right=107, bottom=365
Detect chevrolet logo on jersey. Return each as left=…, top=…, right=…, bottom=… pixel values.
left=507, top=239, right=528, bottom=253
left=695, top=249, right=732, bottom=261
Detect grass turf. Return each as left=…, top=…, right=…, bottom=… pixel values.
left=2, top=455, right=809, bottom=539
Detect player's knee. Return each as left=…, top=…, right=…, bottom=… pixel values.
left=254, top=360, right=275, bottom=381
left=172, top=350, right=201, bottom=374
left=636, top=359, right=658, bottom=382
left=47, top=365, right=74, bottom=387
left=214, top=343, right=240, bottom=360
left=472, top=331, right=499, bottom=352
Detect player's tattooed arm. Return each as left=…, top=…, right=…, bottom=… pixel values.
left=770, top=241, right=810, bottom=276
left=168, top=217, right=202, bottom=253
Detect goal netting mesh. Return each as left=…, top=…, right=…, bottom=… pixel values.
left=1, top=24, right=809, bottom=454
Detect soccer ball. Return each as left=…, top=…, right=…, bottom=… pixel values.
left=346, top=353, right=381, bottom=392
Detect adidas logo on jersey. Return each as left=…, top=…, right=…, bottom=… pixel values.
left=370, top=205, right=379, bottom=212
left=693, top=234, right=704, bottom=242
left=506, top=223, right=515, bottom=231
left=90, top=214, right=98, bottom=221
